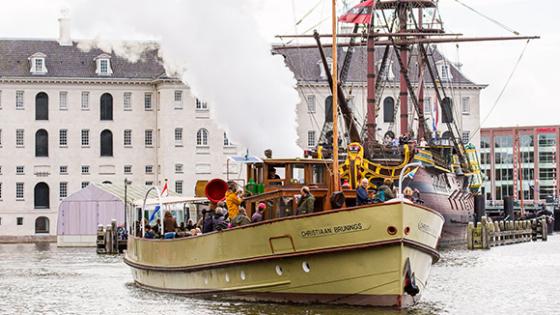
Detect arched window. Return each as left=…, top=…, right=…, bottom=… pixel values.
left=35, top=129, right=48, bottom=157
left=35, top=92, right=49, bottom=120
left=100, top=130, right=113, bottom=157
left=34, top=182, right=50, bottom=209
left=441, top=97, right=454, bottom=123
left=100, top=93, right=113, bottom=120
left=196, top=128, right=208, bottom=146
left=383, top=97, right=395, bottom=123
left=35, top=216, right=50, bottom=234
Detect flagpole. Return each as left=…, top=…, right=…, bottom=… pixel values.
left=331, top=0, right=340, bottom=192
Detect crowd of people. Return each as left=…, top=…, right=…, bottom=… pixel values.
left=355, top=178, right=422, bottom=205
left=135, top=180, right=305, bottom=239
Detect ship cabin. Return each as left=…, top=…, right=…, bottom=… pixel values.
left=242, top=158, right=335, bottom=220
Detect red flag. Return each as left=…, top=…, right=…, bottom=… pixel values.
left=338, top=0, right=375, bottom=24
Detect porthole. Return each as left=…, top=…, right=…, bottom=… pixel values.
left=387, top=226, right=398, bottom=235
left=302, top=261, right=311, bottom=273
left=225, top=273, right=230, bottom=282
left=404, top=226, right=411, bottom=235
left=240, top=271, right=246, bottom=281
left=275, top=265, right=283, bottom=276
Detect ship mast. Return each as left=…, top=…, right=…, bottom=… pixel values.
left=331, top=0, right=340, bottom=191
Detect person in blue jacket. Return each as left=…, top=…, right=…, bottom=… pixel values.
left=356, top=178, right=371, bottom=206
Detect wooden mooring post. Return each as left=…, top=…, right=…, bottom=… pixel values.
left=468, top=216, right=548, bottom=250
left=96, top=219, right=124, bottom=255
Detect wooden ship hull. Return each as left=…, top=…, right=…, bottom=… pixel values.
left=407, top=167, right=474, bottom=246
left=124, top=201, right=443, bottom=308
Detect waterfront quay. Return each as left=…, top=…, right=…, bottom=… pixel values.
left=1, top=236, right=558, bottom=315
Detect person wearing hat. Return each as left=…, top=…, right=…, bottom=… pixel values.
left=296, top=186, right=315, bottom=215
left=252, top=202, right=266, bottom=222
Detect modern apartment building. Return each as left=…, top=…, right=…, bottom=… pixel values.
left=480, top=125, right=560, bottom=205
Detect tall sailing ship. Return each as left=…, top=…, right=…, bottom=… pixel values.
left=275, top=0, right=537, bottom=246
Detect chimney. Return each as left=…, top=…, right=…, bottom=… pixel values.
left=58, top=9, right=72, bottom=46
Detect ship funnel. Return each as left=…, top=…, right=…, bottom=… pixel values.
left=205, top=178, right=228, bottom=203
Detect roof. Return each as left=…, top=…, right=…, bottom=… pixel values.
left=273, top=45, right=478, bottom=86
left=135, top=196, right=208, bottom=207
left=0, top=39, right=166, bottom=79
left=61, top=182, right=179, bottom=205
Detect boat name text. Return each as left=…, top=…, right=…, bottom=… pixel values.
left=300, top=223, right=369, bottom=238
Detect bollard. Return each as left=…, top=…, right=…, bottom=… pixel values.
left=105, top=224, right=113, bottom=254
left=480, top=217, right=489, bottom=249
left=541, top=218, right=548, bottom=241
left=96, top=224, right=105, bottom=254
left=467, top=222, right=474, bottom=250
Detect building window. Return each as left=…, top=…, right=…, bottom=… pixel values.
left=81, top=129, right=90, bottom=147
left=124, top=165, right=132, bottom=174
left=16, top=183, right=24, bottom=200
left=196, top=128, right=209, bottom=146
left=383, top=97, right=395, bottom=123
left=145, top=130, right=153, bottom=147
left=424, top=97, right=432, bottom=114
left=100, top=130, right=113, bottom=157
left=538, top=134, right=556, bottom=147
left=462, top=97, right=470, bottom=114
left=0, top=183, right=2, bottom=200
left=59, top=129, right=68, bottom=147
left=34, top=183, right=50, bottom=209
left=81, top=165, right=90, bottom=174
left=16, top=166, right=24, bottom=175
left=60, top=166, right=68, bottom=174
left=144, top=93, right=153, bottom=110
left=30, top=53, right=48, bottom=74
left=145, top=165, right=153, bottom=174
left=59, top=182, right=68, bottom=199
left=223, top=132, right=232, bottom=146
left=16, top=91, right=24, bottom=109
left=195, top=98, right=208, bottom=110
left=100, top=60, right=108, bottom=74
left=35, top=217, right=50, bottom=234
left=59, top=91, right=68, bottom=110
left=17, top=217, right=23, bottom=225
left=306, top=95, right=316, bottom=113
left=145, top=181, right=153, bottom=187
left=174, top=128, right=183, bottom=146
left=81, top=92, right=89, bottom=110
left=462, top=131, right=470, bottom=144
left=175, top=180, right=183, bottom=194
left=124, top=129, right=132, bottom=146
left=307, top=130, right=316, bottom=147
left=123, top=92, right=132, bottom=111
left=174, top=90, right=183, bottom=109
left=35, top=92, right=49, bottom=120
left=35, top=129, right=49, bottom=157
left=16, top=129, right=24, bottom=147
left=100, top=93, right=113, bottom=120
left=437, top=61, right=453, bottom=81
left=175, top=163, right=183, bottom=174
left=81, top=182, right=89, bottom=189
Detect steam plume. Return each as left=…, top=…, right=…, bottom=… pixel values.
left=69, top=0, right=301, bottom=156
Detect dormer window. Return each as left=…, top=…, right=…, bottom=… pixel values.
left=94, top=54, right=113, bottom=76
left=318, top=57, right=333, bottom=79
left=29, top=52, right=47, bottom=75
left=436, top=60, right=453, bottom=81
left=377, top=60, right=395, bottom=80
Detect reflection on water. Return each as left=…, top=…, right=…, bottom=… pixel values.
left=0, top=236, right=559, bottom=315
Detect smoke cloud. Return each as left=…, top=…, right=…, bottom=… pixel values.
left=68, top=0, right=301, bottom=157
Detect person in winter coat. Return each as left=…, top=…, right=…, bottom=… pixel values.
left=252, top=202, right=266, bottom=222
left=225, top=181, right=242, bottom=219
left=296, top=186, right=315, bottom=215
left=232, top=207, right=251, bottom=227
left=356, top=178, right=371, bottom=206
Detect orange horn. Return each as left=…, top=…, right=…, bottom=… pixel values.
left=205, top=178, right=228, bottom=203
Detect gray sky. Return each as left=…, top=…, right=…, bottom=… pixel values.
left=1, top=0, right=557, bottom=129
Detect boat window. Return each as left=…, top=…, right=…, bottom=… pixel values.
left=291, top=164, right=305, bottom=184
left=312, top=165, right=325, bottom=184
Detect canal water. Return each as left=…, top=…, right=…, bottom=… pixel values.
left=0, top=236, right=558, bottom=315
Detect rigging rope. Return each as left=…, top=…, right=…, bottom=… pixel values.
left=452, top=0, right=520, bottom=35
left=470, top=39, right=532, bottom=141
